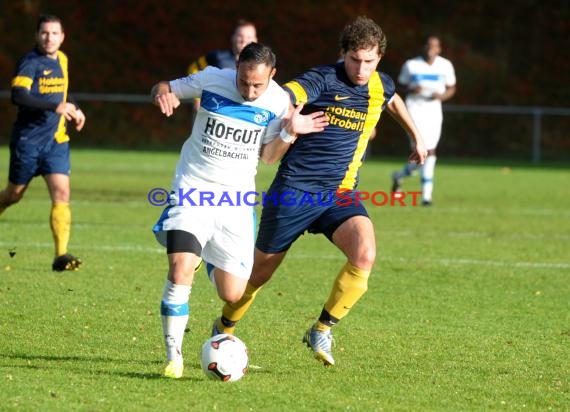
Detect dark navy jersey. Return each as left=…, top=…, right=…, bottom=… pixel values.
left=188, top=49, right=236, bottom=74
left=11, top=48, right=70, bottom=144
left=280, top=62, right=395, bottom=193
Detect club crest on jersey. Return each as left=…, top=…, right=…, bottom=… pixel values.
left=253, top=110, right=270, bottom=125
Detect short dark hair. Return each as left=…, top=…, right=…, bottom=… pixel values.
left=37, top=14, right=63, bottom=32
left=234, top=19, right=256, bottom=33
left=339, top=16, right=387, bottom=56
left=423, top=34, right=440, bottom=44
left=238, top=42, right=276, bottom=68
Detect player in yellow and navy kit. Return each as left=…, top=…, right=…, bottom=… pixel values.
left=187, top=19, right=257, bottom=112
left=212, top=16, right=427, bottom=366
left=0, top=15, right=86, bottom=271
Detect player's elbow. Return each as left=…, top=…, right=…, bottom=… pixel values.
left=259, top=147, right=280, bottom=165
left=260, top=154, right=278, bottom=165
left=11, top=88, right=26, bottom=106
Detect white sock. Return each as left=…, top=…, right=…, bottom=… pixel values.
left=421, top=155, right=437, bottom=202
left=160, top=280, right=192, bottom=361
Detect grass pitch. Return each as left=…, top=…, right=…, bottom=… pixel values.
left=0, top=147, right=568, bottom=411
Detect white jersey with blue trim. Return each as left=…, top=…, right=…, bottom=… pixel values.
left=169, top=66, right=289, bottom=192
left=398, top=55, right=456, bottom=149
left=398, top=55, right=456, bottom=110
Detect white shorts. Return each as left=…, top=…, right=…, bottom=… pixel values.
left=406, top=100, right=443, bottom=150
left=153, top=194, right=256, bottom=280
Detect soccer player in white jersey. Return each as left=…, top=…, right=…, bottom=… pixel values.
left=391, top=35, right=456, bottom=205
left=150, top=42, right=328, bottom=379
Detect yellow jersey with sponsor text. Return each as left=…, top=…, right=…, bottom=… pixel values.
left=280, top=62, right=395, bottom=192
left=11, top=48, right=70, bottom=144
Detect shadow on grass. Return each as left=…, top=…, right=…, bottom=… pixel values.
left=0, top=352, right=204, bottom=381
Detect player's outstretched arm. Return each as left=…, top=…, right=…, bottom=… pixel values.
left=260, top=103, right=329, bottom=165
left=151, top=81, right=180, bottom=117
left=386, top=94, right=427, bottom=165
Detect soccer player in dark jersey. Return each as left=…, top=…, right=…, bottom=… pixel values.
left=211, top=16, right=427, bottom=366
left=187, top=19, right=257, bottom=74
left=0, top=14, right=86, bottom=271
left=187, top=19, right=257, bottom=112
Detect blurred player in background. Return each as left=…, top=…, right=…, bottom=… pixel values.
left=187, top=19, right=257, bottom=112
left=151, top=42, right=327, bottom=379
left=212, top=16, right=427, bottom=366
left=0, top=14, right=86, bottom=271
left=391, top=35, right=456, bottom=205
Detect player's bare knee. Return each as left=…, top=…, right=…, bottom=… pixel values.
left=220, top=289, right=245, bottom=305
left=353, top=244, right=376, bottom=269
left=1, top=191, right=24, bottom=206
left=168, top=269, right=194, bottom=285
left=249, top=269, right=274, bottom=288
left=51, top=190, right=70, bottom=203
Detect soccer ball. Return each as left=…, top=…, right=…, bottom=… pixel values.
left=200, top=334, right=249, bottom=381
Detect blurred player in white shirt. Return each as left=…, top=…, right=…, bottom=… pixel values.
left=392, top=35, right=456, bottom=205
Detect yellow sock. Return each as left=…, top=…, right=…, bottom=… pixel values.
left=219, top=282, right=263, bottom=332
left=50, top=202, right=71, bottom=257
left=324, top=262, right=370, bottom=321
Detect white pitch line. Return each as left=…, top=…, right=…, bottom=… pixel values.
left=407, top=206, right=570, bottom=217
left=3, top=223, right=569, bottom=241
left=1, top=243, right=567, bottom=270
left=0, top=241, right=163, bottom=254
left=393, top=256, right=570, bottom=270
left=381, top=230, right=570, bottom=241
left=288, top=254, right=570, bottom=270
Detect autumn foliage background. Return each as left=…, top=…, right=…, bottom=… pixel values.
left=0, top=0, right=568, bottom=160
